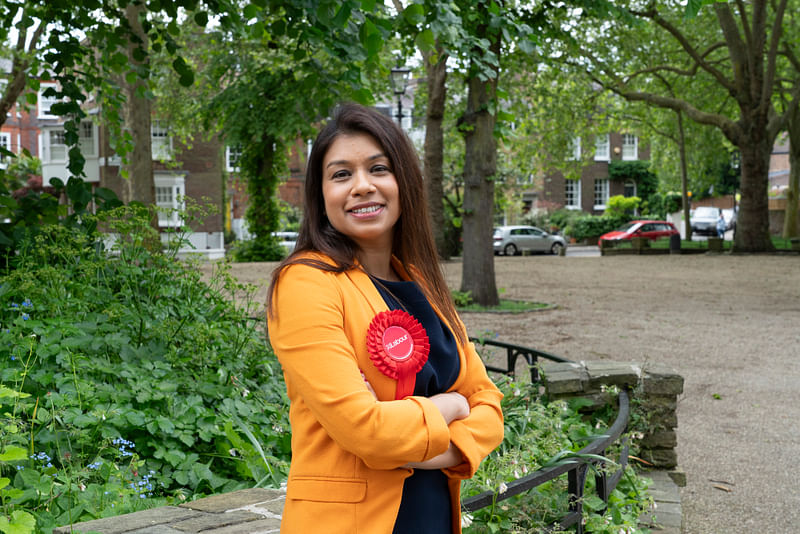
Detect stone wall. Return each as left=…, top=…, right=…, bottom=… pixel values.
left=541, top=360, right=684, bottom=474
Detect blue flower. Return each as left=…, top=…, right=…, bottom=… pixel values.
left=21, top=314, right=29, bottom=321
left=21, top=299, right=32, bottom=308
left=11, top=303, right=18, bottom=308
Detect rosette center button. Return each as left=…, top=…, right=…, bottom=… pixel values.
left=382, top=326, right=413, bottom=361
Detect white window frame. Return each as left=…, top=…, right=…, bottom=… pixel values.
left=154, top=173, right=186, bottom=228
left=565, top=179, right=581, bottom=210
left=38, top=83, right=59, bottom=119
left=79, top=120, right=96, bottom=157
left=151, top=120, right=172, bottom=161
left=624, top=179, right=637, bottom=198
left=42, top=128, right=67, bottom=163
left=595, top=133, right=610, bottom=161
left=570, top=136, right=581, bottom=160
left=593, top=178, right=609, bottom=210
left=0, top=132, right=10, bottom=168
left=225, top=145, right=242, bottom=172
left=622, top=134, right=638, bottom=160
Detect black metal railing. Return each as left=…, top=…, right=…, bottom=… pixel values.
left=469, top=337, right=572, bottom=383
left=465, top=338, right=631, bottom=534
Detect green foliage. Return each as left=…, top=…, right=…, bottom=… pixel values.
left=643, top=191, right=682, bottom=219
left=230, top=236, right=288, bottom=262
left=604, top=195, right=640, bottom=218
left=0, top=175, right=122, bottom=270
left=452, top=290, right=474, bottom=307
left=608, top=161, right=658, bottom=208
left=567, top=215, right=627, bottom=242
left=462, top=379, right=653, bottom=533
left=0, top=208, right=290, bottom=531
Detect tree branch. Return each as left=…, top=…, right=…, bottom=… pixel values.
left=762, top=0, right=788, bottom=114
left=713, top=2, right=751, bottom=99
left=596, top=79, right=741, bottom=145
left=632, top=7, right=735, bottom=93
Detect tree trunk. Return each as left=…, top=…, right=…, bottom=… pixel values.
left=423, top=47, right=449, bottom=260
left=460, top=53, right=500, bottom=306
left=676, top=111, right=692, bottom=240
left=734, top=133, right=775, bottom=251
left=121, top=2, right=155, bottom=210
left=783, top=103, right=800, bottom=238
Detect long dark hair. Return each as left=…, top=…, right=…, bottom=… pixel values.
left=268, top=102, right=465, bottom=344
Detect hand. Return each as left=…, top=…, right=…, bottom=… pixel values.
left=429, top=391, right=470, bottom=425
left=403, top=442, right=464, bottom=470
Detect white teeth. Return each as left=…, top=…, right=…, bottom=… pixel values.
left=352, top=205, right=381, bottom=214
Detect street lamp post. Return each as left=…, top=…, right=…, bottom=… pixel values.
left=389, top=64, right=411, bottom=128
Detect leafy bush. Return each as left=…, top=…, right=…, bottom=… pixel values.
left=604, top=195, right=640, bottom=218
left=229, top=235, right=288, bottom=262
left=462, top=379, right=653, bottom=533
left=567, top=215, right=627, bottom=242
left=0, top=175, right=121, bottom=270
left=0, top=207, right=289, bottom=532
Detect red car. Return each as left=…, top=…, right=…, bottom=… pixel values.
left=598, top=220, right=679, bottom=245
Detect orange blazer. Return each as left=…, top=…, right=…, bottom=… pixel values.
left=268, top=254, right=504, bottom=534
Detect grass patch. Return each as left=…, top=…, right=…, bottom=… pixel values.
left=456, top=299, right=550, bottom=313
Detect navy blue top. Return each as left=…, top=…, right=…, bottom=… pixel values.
left=372, top=278, right=461, bottom=534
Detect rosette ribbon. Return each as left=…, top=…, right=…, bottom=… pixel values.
left=366, top=310, right=430, bottom=400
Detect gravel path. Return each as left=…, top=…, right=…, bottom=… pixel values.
left=212, top=253, right=800, bottom=534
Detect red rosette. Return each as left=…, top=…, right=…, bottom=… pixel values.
left=366, top=309, right=430, bottom=399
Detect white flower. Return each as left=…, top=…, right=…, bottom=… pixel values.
left=461, top=513, right=473, bottom=528
left=499, top=482, right=508, bottom=494
left=229, top=448, right=238, bottom=456
left=242, top=388, right=250, bottom=398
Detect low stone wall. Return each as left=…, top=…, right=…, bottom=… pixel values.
left=54, top=488, right=286, bottom=534
left=541, top=360, right=684, bottom=476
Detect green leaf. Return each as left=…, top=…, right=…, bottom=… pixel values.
left=415, top=29, right=435, bottom=52
left=157, top=416, right=175, bottom=434
left=0, top=446, right=28, bottom=462
left=193, top=11, right=208, bottom=26
left=0, top=510, right=36, bottom=534
left=402, top=4, right=425, bottom=25
left=243, top=3, right=259, bottom=19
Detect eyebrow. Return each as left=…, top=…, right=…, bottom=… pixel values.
left=325, top=153, right=386, bottom=169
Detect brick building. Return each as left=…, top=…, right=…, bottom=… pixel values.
left=531, top=132, right=649, bottom=215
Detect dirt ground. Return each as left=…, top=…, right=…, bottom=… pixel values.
left=207, top=253, right=800, bottom=534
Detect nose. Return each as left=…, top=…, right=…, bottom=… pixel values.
left=351, top=168, right=376, bottom=195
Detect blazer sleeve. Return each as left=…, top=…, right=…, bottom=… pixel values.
left=443, top=331, right=505, bottom=480
left=268, top=263, right=451, bottom=470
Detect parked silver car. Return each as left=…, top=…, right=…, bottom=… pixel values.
left=493, top=225, right=566, bottom=256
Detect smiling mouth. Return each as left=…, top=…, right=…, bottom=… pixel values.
left=350, top=205, right=383, bottom=215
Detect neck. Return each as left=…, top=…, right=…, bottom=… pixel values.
left=358, top=247, right=399, bottom=281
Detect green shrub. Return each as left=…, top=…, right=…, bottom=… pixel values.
left=604, top=195, right=640, bottom=218
left=0, top=207, right=289, bottom=532
left=569, top=215, right=627, bottom=242
left=462, top=378, right=653, bottom=533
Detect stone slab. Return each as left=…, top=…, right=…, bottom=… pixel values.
left=180, top=489, right=285, bottom=514
left=641, top=364, right=684, bottom=395
left=54, top=507, right=199, bottom=534
left=585, top=361, right=640, bottom=388
left=126, top=527, right=186, bottom=534
left=202, top=518, right=282, bottom=534
left=171, top=511, right=262, bottom=533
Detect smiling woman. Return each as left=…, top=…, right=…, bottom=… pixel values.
left=321, top=132, right=400, bottom=275
left=266, top=103, right=504, bottom=534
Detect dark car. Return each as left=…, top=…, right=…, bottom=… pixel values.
left=690, top=206, right=722, bottom=236
left=598, top=220, right=679, bottom=245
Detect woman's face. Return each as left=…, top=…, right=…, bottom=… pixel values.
left=321, top=132, right=400, bottom=253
